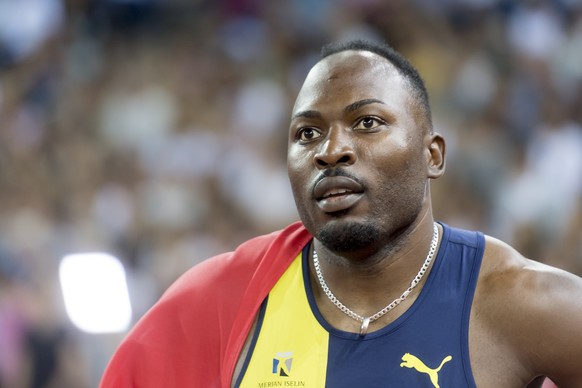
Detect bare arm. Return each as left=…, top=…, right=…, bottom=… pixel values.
left=474, top=236, right=582, bottom=387
left=516, top=262, right=582, bottom=387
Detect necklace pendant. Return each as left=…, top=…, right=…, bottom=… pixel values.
left=359, top=317, right=371, bottom=336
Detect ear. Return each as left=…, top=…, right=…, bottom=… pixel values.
left=426, top=132, right=445, bottom=179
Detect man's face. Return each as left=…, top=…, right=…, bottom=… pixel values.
left=287, top=50, right=435, bottom=254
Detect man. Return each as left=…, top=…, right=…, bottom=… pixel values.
left=100, top=40, right=582, bottom=387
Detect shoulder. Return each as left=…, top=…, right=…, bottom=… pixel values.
left=100, top=222, right=311, bottom=387
left=135, top=221, right=311, bottom=333
left=474, top=235, right=582, bottom=385
left=478, top=235, right=582, bottom=310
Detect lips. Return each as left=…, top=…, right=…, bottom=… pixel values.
left=313, top=176, right=364, bottom=213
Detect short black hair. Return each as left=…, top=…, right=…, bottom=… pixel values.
left=321, top=39, right=433, bottom=130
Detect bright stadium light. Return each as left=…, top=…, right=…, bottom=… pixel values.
left=59, top=253, right=132, bottom=334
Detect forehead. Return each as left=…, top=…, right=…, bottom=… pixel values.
left=292, top=50, right=411, bottom=114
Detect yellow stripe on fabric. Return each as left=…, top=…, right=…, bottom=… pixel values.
left=239, top=251, right=329, bottom=387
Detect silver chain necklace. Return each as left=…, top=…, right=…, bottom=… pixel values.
left=312, top=222, right=439, bottom=336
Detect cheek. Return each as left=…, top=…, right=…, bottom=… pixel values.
left=287, top=156, right=310, bottom=197
left=370, top=147, right=426, bottom=195
left=287, top=145, right=313, bottom=172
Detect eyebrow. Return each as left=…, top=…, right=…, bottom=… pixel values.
left=292, top=98, right=385, bottom=120
left=343, top=98, right=385, bottom=113
left=291, top=110, right=321, bottom=120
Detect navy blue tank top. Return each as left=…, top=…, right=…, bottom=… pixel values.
left=237, top=223, right=484, bottom=387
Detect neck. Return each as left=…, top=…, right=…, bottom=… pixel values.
left=310, top=217, right=440, bottom=325
left=314, top=213, right=437, bottom=276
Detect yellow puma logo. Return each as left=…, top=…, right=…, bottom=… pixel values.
left=400, top=353, right=452, bottom=388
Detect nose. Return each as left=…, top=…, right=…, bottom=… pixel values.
left=314, top=127, right=356, bottom=168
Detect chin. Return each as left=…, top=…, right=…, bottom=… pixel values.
left=316, top=220, right=381, bottom=253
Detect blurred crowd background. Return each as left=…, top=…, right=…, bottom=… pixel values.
left=1, top=0, right=581, bottom=386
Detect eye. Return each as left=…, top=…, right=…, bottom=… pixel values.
left=354, top=117, right=385, bottom=131
left=297, top=127, right=322, bottom=142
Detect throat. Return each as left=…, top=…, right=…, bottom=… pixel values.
left=310, top=222, right=439, bottom=336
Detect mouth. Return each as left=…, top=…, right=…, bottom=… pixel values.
left=313, top=176, right=364, bottom=213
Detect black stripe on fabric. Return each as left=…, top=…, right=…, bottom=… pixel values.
left=234, top=296, right=269, bottom=387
